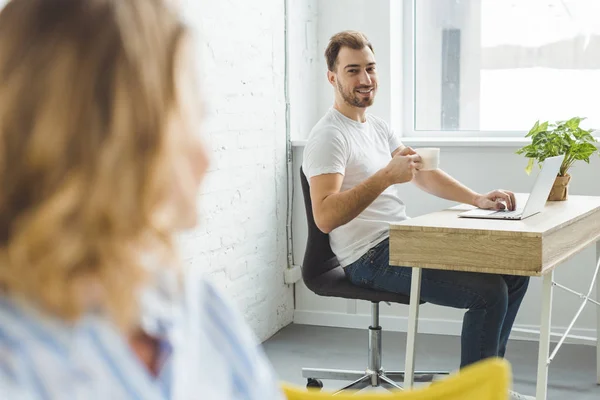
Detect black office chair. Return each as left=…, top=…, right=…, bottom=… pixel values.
left=299, top=167, right=447, bottom=394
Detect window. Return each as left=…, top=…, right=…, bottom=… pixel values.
left=406, top=0, right=600, bottom=136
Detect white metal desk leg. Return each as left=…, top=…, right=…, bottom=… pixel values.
left=536, top=271, right=554, bottom=400
left=596, top=241, right=600, bottom=385
left=404, top=267, right=422, bottom=390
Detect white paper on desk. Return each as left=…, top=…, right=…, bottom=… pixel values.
left=448, top=203, right=477, bottom=211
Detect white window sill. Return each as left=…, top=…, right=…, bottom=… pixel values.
left=394, top=137, right=533, bottom=147
left=292, top=137, right=532, bottom=148
left=292, top=136, right=600, bottom=148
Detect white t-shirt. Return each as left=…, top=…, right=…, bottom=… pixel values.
left=302, top=108, right=409, bottom=267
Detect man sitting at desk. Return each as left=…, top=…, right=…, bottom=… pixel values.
left=302, top=30, right=530, bottom=388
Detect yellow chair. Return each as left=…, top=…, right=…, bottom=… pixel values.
left=282, top=358, right=511, bottom=400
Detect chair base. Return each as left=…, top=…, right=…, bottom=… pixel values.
left=300, top=302, right=449, bottom=394
left=302, top=367, right=448, bottom=394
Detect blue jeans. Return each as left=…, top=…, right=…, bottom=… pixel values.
left=343, top=238, right=530, bottom=368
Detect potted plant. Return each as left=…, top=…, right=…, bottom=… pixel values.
left=516, top=117, right=599, bottom=201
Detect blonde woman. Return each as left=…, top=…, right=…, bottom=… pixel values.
left=0, top=0, right=283, bottom=399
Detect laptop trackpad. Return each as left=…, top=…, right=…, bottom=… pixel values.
left=461, top=208, right=523, bottom=217
left=461, top=209, right=497, bottom=216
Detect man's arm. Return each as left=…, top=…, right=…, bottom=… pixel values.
left=310, top=154, right=421, bottom=234
left=412, top=169, right=479, bottom=205
left=310, top=170, right=390, bottom=234
left=413, top=169, right=517, bottom=211
left=393, top=145, right=516, bottom=211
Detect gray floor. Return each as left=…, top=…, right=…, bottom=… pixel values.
left=263, top=324, right=600, bottom=400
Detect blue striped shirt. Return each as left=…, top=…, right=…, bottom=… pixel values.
left=0, top=273, right=284, bottom=400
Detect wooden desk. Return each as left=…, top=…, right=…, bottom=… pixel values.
left=389, top=195, right=600, bottom=400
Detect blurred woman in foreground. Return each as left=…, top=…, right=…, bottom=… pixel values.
left=0, top=0, right=283, bottom=398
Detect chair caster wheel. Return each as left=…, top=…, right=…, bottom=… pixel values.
left=306, top=378, right=323, bottom=390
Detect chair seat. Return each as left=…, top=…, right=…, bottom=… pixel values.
left=305, top=266, right=424, bottom=305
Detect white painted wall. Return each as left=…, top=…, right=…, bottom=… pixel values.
left=180, top=0, right=295, bottom=341
left=288, top=0, right=320, bottom=139
left=316, top=0, right=398, bottom=131
left=292, top=0, right=600, bottom=343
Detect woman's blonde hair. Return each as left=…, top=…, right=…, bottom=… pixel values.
left=0, top=0, right=187, bottom=329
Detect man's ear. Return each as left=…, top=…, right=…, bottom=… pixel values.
left=327, top=70, right=336, bottom=87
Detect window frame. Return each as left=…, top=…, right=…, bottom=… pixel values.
left=399, top=0, right=598, bottom=140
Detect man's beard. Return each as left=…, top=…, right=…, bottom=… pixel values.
left=337, top=80, right=376, bottom=108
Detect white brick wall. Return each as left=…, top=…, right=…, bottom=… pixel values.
left=0, top=0, right=301, bottom=342
left=180, top=0, right=294, bottom=341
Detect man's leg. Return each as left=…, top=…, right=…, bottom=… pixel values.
left=344, top=238, right=515, bottom=368
left=498, top=275, right=530, bottom=358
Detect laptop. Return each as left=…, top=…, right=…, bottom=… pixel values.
left=458, top=154, right=565, bottom=220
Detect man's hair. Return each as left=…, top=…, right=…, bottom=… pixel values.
left=325, top=30, right=374, bottom=72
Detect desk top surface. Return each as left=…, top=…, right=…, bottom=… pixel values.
left=390, top=194, right=600, bottom=237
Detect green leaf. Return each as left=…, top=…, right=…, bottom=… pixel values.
left=566, top=117, right=582, bottom=130
left=525, top=158, right=535, bottom=175
left=526, top=120, right=540, bottom=137
left=532, top=135, right=545, bottom=146
left=575, top=143, right=598, bottom=160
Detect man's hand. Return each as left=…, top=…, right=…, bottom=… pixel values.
left=396, top=146, right=417, bottom=156
left=473, top=190, right=516, bottom=211
left=384, top=152, right=422, bottom=185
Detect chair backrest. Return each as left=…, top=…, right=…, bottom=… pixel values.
left=298, top=168, right=414, bottom=303
left=299, top=168, right=341, bottom=285
left=281, top=358, right=511, bottom=400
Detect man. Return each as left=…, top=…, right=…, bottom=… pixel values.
left=302, top=30, right=532, bottom=399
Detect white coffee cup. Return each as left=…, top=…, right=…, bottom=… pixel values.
left=414, top=147, right=440, bottom=170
